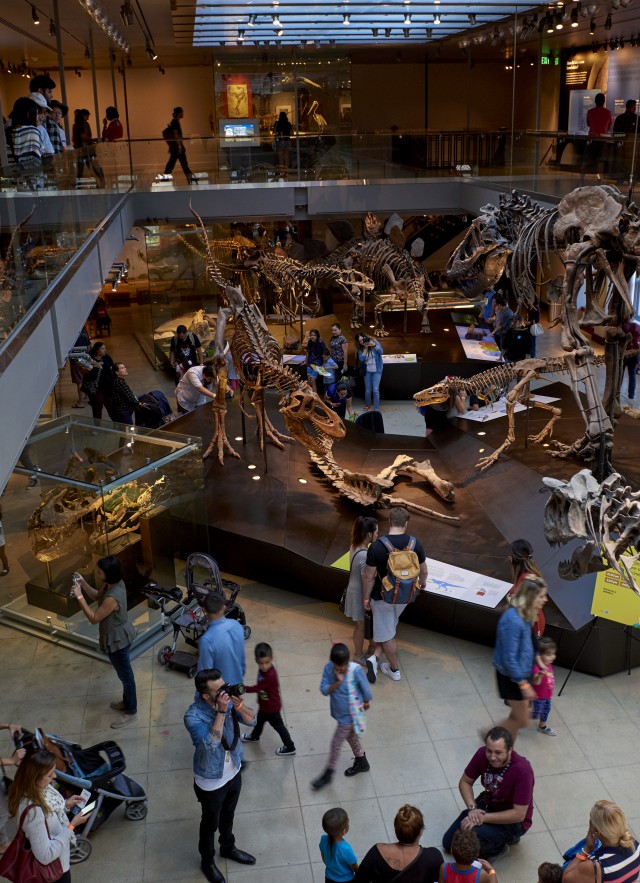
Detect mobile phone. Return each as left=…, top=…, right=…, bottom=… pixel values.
left=78, top=800, right=96, bottom=817
left=71, top=789, right=91, bottom=815
left=472, top=860, right=483, bottom=869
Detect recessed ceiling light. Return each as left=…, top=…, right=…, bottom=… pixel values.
left=248, top=464, right=256, bottom=470
left=298, top=478, right=308, bottom=484
left=235, top=436, right=243, bottom=441
left=477, top=431, right=486, bottom=436
left=252, top=475, right=261, bottom=480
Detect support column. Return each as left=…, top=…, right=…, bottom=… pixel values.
left=52, top=0, right=70, bottom=142
left=89, top=30, right=100, bottom=135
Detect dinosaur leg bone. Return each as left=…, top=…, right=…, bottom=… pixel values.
left=475, top=368, right=538, bottom=471
left=379, top=493, right=460, bottom=523
left=376, top=455, right=455, bottom=502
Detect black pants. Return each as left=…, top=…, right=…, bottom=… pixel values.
left=253, top=710, right=295, bottom=751
left=442, top=808, right=524, bottom=859
left=56, top=871, right=71, bottom=883
left=164, top=149, right=193, bottom=180
left=194, top=773, right=242, bottom=866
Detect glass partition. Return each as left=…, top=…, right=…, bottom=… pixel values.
left=0, top=415, right=206, bottom=659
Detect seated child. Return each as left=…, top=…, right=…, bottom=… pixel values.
left=537, top=861, right=563, bottom=883
left=439, top=829, right=496, bottom=883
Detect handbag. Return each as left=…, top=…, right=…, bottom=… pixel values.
left=530, top=322, right=544, bottom=337
left=0, top=804, right=64, bottom=883
left=81, top=365, right=101, bottom=395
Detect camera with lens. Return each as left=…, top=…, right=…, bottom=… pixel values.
left=361, top=335, right=371, bottom=344
left=219, top=682, right=246, bottom=699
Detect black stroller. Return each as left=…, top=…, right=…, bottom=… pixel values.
left=149, top=552, right=250, bottom=678
left=17, top=727, right=147, bottom=864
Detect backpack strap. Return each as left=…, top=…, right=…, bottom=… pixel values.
left=379, top=537, right=394, bottom=554
left=406, top=537, right=416, bottom=552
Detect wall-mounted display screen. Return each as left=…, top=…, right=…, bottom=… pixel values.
left=219, top=118, right=260, bottom=147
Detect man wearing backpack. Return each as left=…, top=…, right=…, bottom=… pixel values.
left=362, top=507, right=428, bottom=683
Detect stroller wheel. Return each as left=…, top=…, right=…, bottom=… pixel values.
left=187, top=663, right=198, bottom=679
left=243, top=625, right=252, bottom=640
left=70, top=836, right=92, bottom=864
left=157, top=645, right=172, bottom=666
left=125, top=801, right=148, bottom=821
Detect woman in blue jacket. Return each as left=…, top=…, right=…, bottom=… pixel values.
left=492, top=576, right=547, bottom=744
left=355, top=333, right=384, bottom=412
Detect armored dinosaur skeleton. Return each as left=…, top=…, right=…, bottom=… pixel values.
left=442, top=186, right=640, bottom=479
left=414, top=354, right=607, bottom=472
left=188, top=208, right=458, bottom=521
left=543, top=469, right=640, bottom=595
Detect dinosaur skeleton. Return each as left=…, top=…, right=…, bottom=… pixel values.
left=414, top=353, right=607, bottom=472
left=188, top=209, right=458, bottom=520
left=443, top=186, right=640, bottom=479
left=27, top=450, right=170, bottom=561
left=1, top=207, right=36, bottom=340
left=543, top=469, right=640, bottom=594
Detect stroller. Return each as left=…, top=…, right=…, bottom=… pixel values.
left=135, top=389, right=174, bottom=428
left=17, top=727, right=147, bottom=864
left=149, top=552, right=251, bottom=678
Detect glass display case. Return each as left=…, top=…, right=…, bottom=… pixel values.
left=0, top=415, right=206, bottom=659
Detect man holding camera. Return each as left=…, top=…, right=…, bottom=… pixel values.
left=184, top=668, right=257, bottom=883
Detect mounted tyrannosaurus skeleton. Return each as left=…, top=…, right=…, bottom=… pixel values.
left=189, top=207, right=459, bottom=521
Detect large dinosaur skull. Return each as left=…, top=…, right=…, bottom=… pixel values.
left=280, top=388, right=346, bottom=456
left=543, top=468, right=640, bottom=594
left=413, top=382, right=451, bottom=408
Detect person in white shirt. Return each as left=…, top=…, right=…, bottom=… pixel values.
left=176, top=363, right=217, bottom=413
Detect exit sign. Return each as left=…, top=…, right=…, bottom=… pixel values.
left=541, top=56, right=550, bottom=64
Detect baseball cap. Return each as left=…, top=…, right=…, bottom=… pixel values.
left=29, top=92, right=52, bottom=111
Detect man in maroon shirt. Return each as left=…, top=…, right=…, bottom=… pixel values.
left=442, top=726, right=534, bottom=862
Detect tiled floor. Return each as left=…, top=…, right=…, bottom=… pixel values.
left=4, top=581, right=640, bottom=882
left=2, top=307, right=637, bottom=882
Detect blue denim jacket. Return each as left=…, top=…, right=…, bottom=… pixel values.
left=184, top=697, right=255, bottom=780
left=492, top=606, right=535, bottom=684
left=358, top=339, right=384, bottom=373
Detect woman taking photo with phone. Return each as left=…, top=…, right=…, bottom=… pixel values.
left=71, top=556, right=137, bottom=729
left=5, top=749, right=88, bottom=882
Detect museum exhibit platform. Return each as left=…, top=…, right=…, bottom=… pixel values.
left=168, top=379, right=640, bottom=678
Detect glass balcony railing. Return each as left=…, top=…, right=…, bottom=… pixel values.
left=2, top=130, right=638, bottom=199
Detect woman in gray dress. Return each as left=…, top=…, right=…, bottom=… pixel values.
left=344, top=516, right=378, bottom=664
left=71, top=556, right=137, bottom=729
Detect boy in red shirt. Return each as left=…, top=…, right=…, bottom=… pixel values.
left=241, top=642, right=296, bottom=756
left=532, top=637, right=556, bottom=736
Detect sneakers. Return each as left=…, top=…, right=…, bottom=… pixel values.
left=110, top=713, right=137, bottom=729
left=241, top=734, right=260, bottom=743
left=537, top=725, right=557, bottom=736
left=0, top=569, right=8, bottom=577
left=109, top=700, right=125, bottom=711
left=380, top=662, right=401, bottom=681
left=275, top=746, right=296, bottom=756
left=344, top=754, right=370, bottom=777
left=311, top=769, right=333, bottom=790
left=365, top=655, right=378, bottom=684
left=26, top=477, right=39, bottom=489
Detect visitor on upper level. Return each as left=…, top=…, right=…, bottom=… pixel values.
left=102, top=107, right=124, bottom=142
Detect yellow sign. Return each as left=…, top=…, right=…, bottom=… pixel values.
left=331, top=551, right=350, bottom=571
left=591, top=552, right=640, bottom=626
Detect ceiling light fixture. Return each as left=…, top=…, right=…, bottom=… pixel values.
left=31, top=5, right=40, bottom=24
left=343, top=13, right=350, bottom=23
left=248, top=14, right=255, bottom=25
left=237, top=28, right=245, bottom=41
left=619, top=35, right=624, bottom=47
left=404, top=12, right=411, bottom=25
left=120, top=1, right=134, bottom=26
left=571, top=8, right=579, bottom=25
left=425, top=26, right=432, bottom=37
left=385, top=27, right=391, bottom=36
left=605, top=12, right=612, bottom=28
left=468, top=12, right=476, bottom=24
left=49, top=18, right=56, bottom=36
left=434, top=12, right=441, bottom=24
left=590, top=17, right=596, bottom=32
left=555, top=11, right=564, bottom=28
left=372, top=27, right=378, bottom=36
left=84, top=44, right=91, bottom=58
left=403, top=27, right=410, bottom=36
left=491, top=25, right=500, bottom=44
left=272, top=13, right=281, bottom=26
left=77, top=0, right=130, bottom=51
left=145, top=40, right=157, bottom=59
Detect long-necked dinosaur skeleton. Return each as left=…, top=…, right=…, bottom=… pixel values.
left=188, top=207, right=459, bottom=521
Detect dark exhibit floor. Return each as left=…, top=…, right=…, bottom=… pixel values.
left=168, top=380, right=639, bottom=676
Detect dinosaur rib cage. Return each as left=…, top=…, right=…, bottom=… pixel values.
left=354, top=240, right=424, bottom=293
left=229, top=303, right=301, bottom=395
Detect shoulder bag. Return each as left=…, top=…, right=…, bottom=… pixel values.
left=338, top=549, right=367, bottom=614
left=0, top=804, right=64, bottom=883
